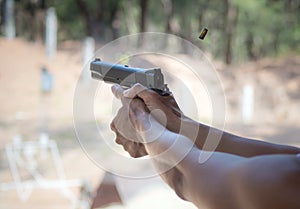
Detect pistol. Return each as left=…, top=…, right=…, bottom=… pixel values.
left=90, top=58, right=170, bottom=96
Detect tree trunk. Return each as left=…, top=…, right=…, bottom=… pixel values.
left=162, top=0, right=173, bottom=33
left=138, top=0, right=149, bottom=47
left=139, top=0, right=148, bottom=33
left=224, top=0, right=238, bottom=65
left=0, top=0, right=5, bottom=34
left=39, top=0, right=46, bottom=9
left=197, top=1, right=208, bottom=33
left=76, top=0, right=106, bottom=42
left=109, top=2, right=120, bottom=39
left=160, top=0, right=173, bottom=49
left=246, top=32, right=256, bottom=60
left=76, top=0, right=93, bottom=36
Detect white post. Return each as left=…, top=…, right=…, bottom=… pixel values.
left=4, top=0, right=16, bottom=39
left=82, top=37, right=95, bottom=84
left=241, top=84, right=254, bottom=124
left=45, top=7, right=57, bottom=58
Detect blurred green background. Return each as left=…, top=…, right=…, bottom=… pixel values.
left=0, top=1, right=300, bottom=209
left=1, top=0, right=300, bottom=63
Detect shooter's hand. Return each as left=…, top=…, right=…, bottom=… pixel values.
left=110, top=122, right=147, bottom=158
left=123, top=83, right=188, bottom=134
left=110, top=85, right=151, bottom=157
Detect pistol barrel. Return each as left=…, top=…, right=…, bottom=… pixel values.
left=90, top=59, right=166, bottom=91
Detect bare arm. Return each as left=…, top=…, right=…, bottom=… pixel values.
left=231, top=154, right=300, bottom=209
left=123, top=84, right=300, bottom=157
left=182, top=119, right=300, bottom=157
left=111, top=84, right=300, bottom=209
left=141, top=122, right=300, bottom=209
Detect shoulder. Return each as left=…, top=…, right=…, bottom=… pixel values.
left=230, top=154, right=300, bottom=209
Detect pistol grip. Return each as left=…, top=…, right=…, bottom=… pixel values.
left=150, top=88, right=171, bottom=96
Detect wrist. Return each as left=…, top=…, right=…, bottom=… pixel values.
left=178, top=118, right=201, bottom=142
left=179, top=118, right=212, bottom=149
left=138, top=115, right=170, bottom=143
left=143, top=128, right=174, bottom=156
left=144, top=130, right=198, bottom=168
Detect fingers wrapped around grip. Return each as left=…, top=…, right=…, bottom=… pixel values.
left=124, top=83, right=159, bottom=100
left=123, top=83, right=183, bottom=133
left=110, top=83, right=185, bottom=157
left=110, top=120, right=148, bottom=158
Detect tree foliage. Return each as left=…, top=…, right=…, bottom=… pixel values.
left=1, top=0, right=299, bottom=64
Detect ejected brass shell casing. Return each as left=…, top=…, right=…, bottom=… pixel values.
left=199, top=28, right=208, bottom=40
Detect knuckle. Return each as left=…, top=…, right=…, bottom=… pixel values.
left=132, top=83, right=146, bottom=93
left=129, top=152, right=135, bottom=157
left=131, top=152, right=139, bottom=158
left=134, top=83, right=143, bottom=89
left=130, top=83, right=142, bottom=93
left=110, top=122, right=116, bottom=131
left=115, top=137, right=122, bottom=145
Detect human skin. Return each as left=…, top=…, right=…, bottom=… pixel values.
left=111, top=84, right=300, bottom=158
left=110, top=84, right=300, bottom=209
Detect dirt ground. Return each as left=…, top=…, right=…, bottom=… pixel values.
left=0, top=38, right=299, bottom=209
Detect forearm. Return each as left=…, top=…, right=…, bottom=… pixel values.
left=143, top=129, right=196, bottom=168
left=145, top=130, right=300, bottom=209
left=214, top=129, right=300, bottom=157
left=142, top=128, right=245, bottom=208
left=180, top=119, right=300, bottom=157
left=142, top=128, right=197, bottom=201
